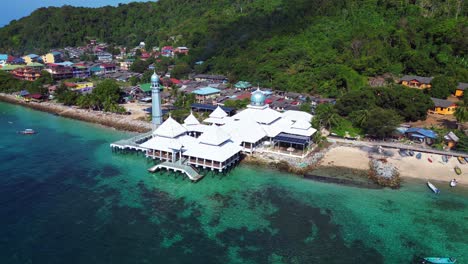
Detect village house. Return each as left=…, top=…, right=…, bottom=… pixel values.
left=11, top=67, right=42, bottom=81
left=72, top=64, right=90, bottom=78
left=100, top=63, right=116, bottom=74
left=193, top=74, right=228, bottom=83
left=22, top=54, right=40, bottom=64
left=444, top=131, right=459, bottom=150
left=234, top=81, right=252, bottom=90
left=96, top=52, right=113, bottom=62
left=192, top=87, right=221, bottom=103
left=399, top=75, right=433, bottom=89
left=45, top=65, right=73, bottom=80
left=405, top=127, right=437, bottom=145
left=161, top=46, right=174, bottom=57
left=174, top=47, right=189, bottom=55
left=430, top=98, right=457, bottom=115
left=455, top=82, right=467, bottom=97
left=0, top=54, right=7, bottom=65
left=120, top=59, right=134, bottom=71
left=41, top=52, right=62, bottom=64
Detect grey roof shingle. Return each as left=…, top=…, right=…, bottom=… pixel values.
left=400, top=75, right=433, bottom=84
left=457, top=82, right=468, bottom=91
left=431, top=97, right=456, bottom=108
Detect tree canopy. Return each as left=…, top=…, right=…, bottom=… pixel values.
left=0, top=0, right=466, bottom=93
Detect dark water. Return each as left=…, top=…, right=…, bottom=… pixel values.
left=0, top=102, right=467, bottom=263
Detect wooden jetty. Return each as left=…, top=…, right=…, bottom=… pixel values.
left=110, top=131, right=153, bottom=151
left=148, top=159, right=204, bottom=182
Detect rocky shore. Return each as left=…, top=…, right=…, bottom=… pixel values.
left=368, top=158, right=401, bottom=188
left=0, top=93, right=152, bottom=132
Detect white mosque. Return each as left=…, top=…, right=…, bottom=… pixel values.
left=139, top=72, right=317, bottom=173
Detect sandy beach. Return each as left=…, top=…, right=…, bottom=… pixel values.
left=0, top=93, right=152, bottom=132
left=319, top=145, right=468, bottom=186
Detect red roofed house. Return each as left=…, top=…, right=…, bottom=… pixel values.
left=100, top=63, right=116, bottom=74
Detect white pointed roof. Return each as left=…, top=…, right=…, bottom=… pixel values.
left=223, top=118, right=267, bottom=144
left=198, top=125, right=231, bottom=146
left=291, top=119, right=311, bottom=130
left=209, top=106, right=228, bottom=119
left=153, top=116, right=187, bottom=138
left=184, top=112, right=200, bottom=125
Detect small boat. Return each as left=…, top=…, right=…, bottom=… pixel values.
left=19, top=129, right=36, bottom=135
left=427, top=181, right=440, bottom=194
left=428, top=157, right=433, bottom=163
left=464, top=157, right=468, bottom=163
left=422, top=257, right=456, bottom=264
left=399, top=149, right=408, bottom=157
left=409, top=150, right=415, bottom=156
left=454, top=166, right=461, bottom=175
left=442, top=155, right=448, bottom=163
left=450, top=179, right=457, bottom=188
left=416, top=153, right=422, bottom=159
left=457, top=157, right=466, bottom=164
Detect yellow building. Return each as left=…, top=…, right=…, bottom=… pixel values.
left=22, top=54, right=40, bottom=64
left=399, top=75, right=433, bottom=89
left=431, top=98, right=457, bottom=115
left=75, top=82, right=94, bottom=89
left=41, top=52, right=62, bottom=64
left=455, top=82, right=467, bottom=97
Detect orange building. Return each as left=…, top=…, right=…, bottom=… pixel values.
left=11, top=67, right=42, bottom=81
left=430, top=97, right=457, bottom=115
left=455, top=82, right=467, bottom=97
left=399, top=75, right=433, bottom=89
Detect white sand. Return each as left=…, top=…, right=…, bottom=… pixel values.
left=319, top=146, right=371, bottom=170
left=320, top=145, right=468, bottom=186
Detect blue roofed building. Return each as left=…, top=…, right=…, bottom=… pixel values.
left=405, top=127, right=437, bottom=145
left=192, top=87, right=221, bottom=103
left=0, top=54, right=8, bottom=65
left=23, top=54, right=39, bottom=64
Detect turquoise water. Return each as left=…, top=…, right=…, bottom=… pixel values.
left=0, top=101, right=467, bottom=263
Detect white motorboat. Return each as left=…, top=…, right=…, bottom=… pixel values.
left=427, top=181, right=440, bottom=194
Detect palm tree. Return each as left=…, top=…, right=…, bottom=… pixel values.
left=454, top=98, right=468, bottom=124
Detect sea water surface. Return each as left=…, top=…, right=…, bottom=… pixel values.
left=0, top=102, right=467, bottom=263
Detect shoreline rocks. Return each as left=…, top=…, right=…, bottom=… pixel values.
left=369, top=158, right=401, bottom=188
left=0, top=93, right=152, bottom=133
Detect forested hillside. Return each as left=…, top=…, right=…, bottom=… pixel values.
left=0, top=0, right=467, bottom=94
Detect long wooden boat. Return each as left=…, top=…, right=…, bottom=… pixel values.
left=19, top=129, right=36, bottom=135
left=427, top=182, right=440, bottom=194
left=442, top=155, right=448, bottom=163
left=454, top=166, right=461, bottom=175
left=416, top=153, right=422, bottom=160
left=422, top=257, right=456, bottom=264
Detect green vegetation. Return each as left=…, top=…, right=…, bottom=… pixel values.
left=454, top=92, right=468, bottom=123
left=56, top=79, right=125, bottom=113
left=0, top=70, right=53, bottom=94
left=0, top=0, right=466, bottom=94
left=429, top=76, right=458, bottom=99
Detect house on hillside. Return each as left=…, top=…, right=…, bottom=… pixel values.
left=96, top=52, right=113, bottom=62
left=399, top=75, right=433, bottom=89
left=234, top=81, right=252, bottom=90
left=444, top=131, right=459, bottom=149
left=193, top=74, right=228, bottom=83
left=455, top=82, right=467, bottom=97
left=405, top=128, right=437, bottom=145
left=430, top=98, right=457, bottom=115
left=45, top=65, right=73, bottom=80
left=100, top=64, right=116, bottom=74
left=0, top=54, right=7, bottom=66
left=174, top=47, right=189, bottom=55
left=11, top=67, right=42, bottom=81
left=41, top=52, right=62, bottom=64
left=161, top=46, right=174, bottom=57
left=192, top=87, right=221, bottom=103
left=22, top=54, right=40, bottom=64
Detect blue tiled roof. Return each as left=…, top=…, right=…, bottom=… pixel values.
left=0, top=54, right=8, bottom=60
left=51, top=51, right=61, bottom=56
left=27, top=54, right=39, bottom=58
left=405, top=128, right=437, bottom=139
left=192, top=87, right=221, bottom=96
